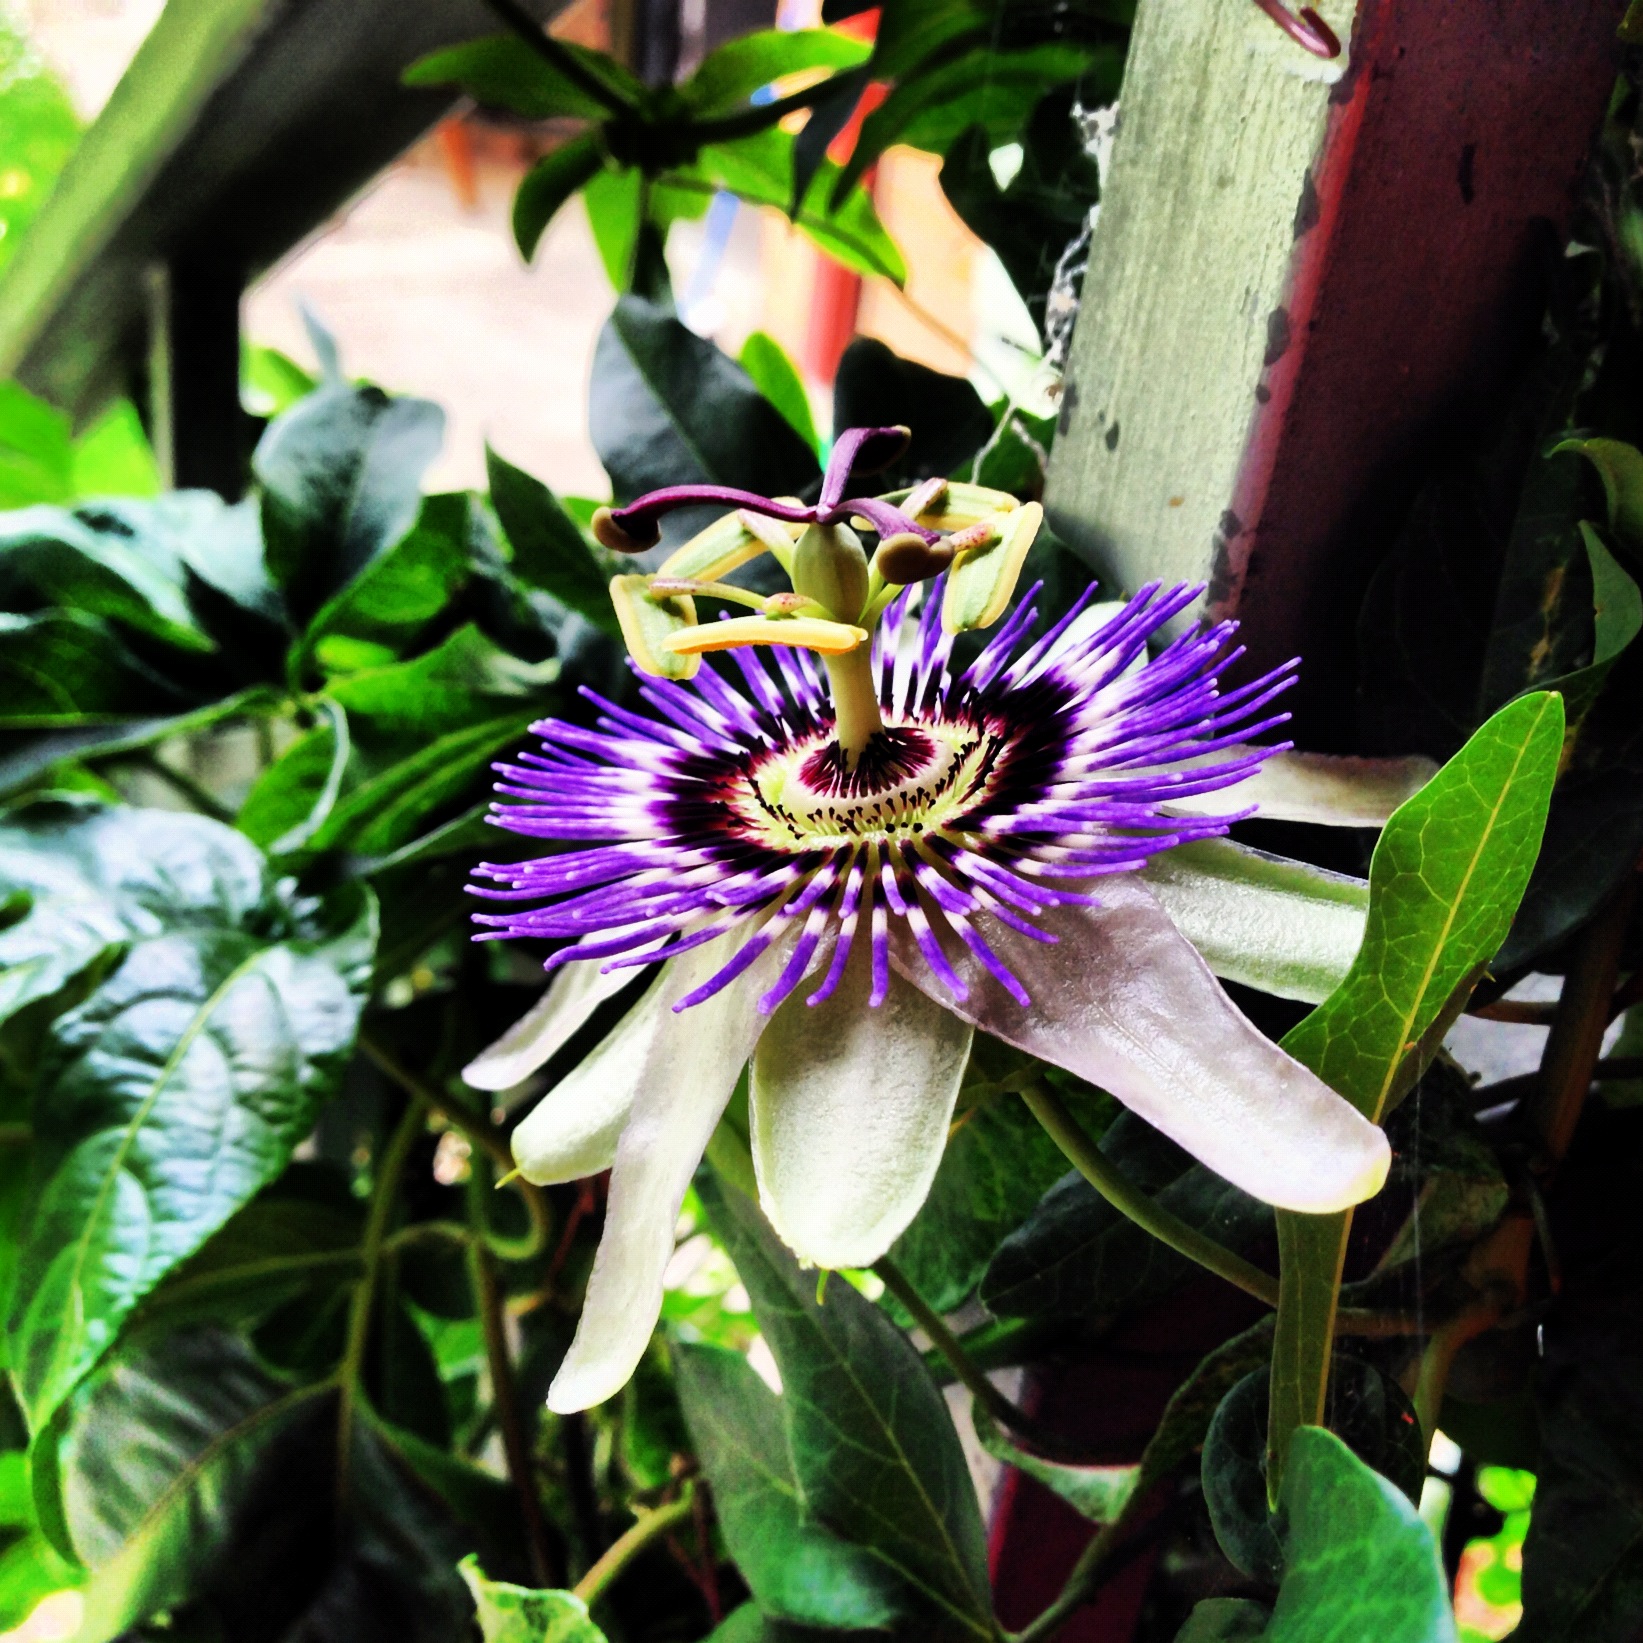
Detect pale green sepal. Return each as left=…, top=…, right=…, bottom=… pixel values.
left=458, top=1555, right=608, bottom=1643
left=942, top=501, right=1043, bottom=633
left=510, top=970, right=668, bottom=1184
left=657, top=511, right=768, bottom=581
left=1165, top=751, right=1438, bottom=828
left=886, top=480, right=1019, bottom=533
left=610, top=574, right=698, bottom=679
left=463, top=958, right=638, bottom=1094
left=971, top=1404, right=1138, bottom=1524
left=547, top=921, right=824, bottom=1412
left=750, top=942, right=972, bottom=1269
left=1142, top=838, right=1368, bottom=1005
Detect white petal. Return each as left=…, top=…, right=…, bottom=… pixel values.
left=890, top=879, right=1389, bottom=1214
left=463, top=958, right=638, bottom=1093
left=1141, top=838, right=1367, bottom=1004
left=547, top=924, right=821, bottom=1413
left=510, top=970, right=667, bottom=1185
left=1164, top=750, right=1437, bottom=827
left=750, top=940, right=973, bottom=1269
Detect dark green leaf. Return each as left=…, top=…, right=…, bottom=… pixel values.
left=0, top=611, right=189, bottom=728
left=699, top=1173, right=992, bottom=1640
left=302, top=491, right=472, bottom=655
left=980, top=1112, right=1264, bottom=1322
left=459, top=1554, right=608, bottom=1643
left=1175, top=1599, right=1271, bottom=1642
left=590, top=295, right=821, bottom=504
left=254, top=383, right=444, bottom=622
left=8, top=873, right=376, bottom=1430
left=1203, top=1362, right=1424, bottom=1583
left=487, top=447, right=620, bottom=634
left=236, top=699, right=351, bottom=853
left=514, top=135, right=607, bottom=260
left=833, top=339, right=991, bottom=484
left=404, top=34, right=641, bottom=120
left=971, top=1404, right=1136, bottom=1522
left=673, top=1340, right=904, bottom=1630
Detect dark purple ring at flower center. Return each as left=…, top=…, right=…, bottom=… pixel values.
left=798, top=725, right=936, bottom=797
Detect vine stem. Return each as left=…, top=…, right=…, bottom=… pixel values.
left=572, top=1487, right=697, bottom=1607
left=1021, top=1084, right=1280, bottom=1307
left=469, top=1172, right=560, bottom=1587
left=335, top=1100, right=425, bottom=1503
left=360, top=1032, right=550, bottom=1262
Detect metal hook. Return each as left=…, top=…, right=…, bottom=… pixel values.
left=1251, top=0, right=1342, bottom=58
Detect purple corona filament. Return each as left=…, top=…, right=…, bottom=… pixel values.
left=471, top=573, right=1297, bottom=1018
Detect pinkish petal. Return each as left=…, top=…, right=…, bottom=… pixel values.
left=890, top=878, right=1389, bottom=1214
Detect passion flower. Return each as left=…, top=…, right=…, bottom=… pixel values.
left=465, top=431, right=1415, bottom=1413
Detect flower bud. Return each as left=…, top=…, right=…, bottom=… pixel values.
left=791, top=522, right=871, bottom=624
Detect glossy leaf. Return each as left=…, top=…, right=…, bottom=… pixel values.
left=971, top=1404, right=1137, bottom=1522
left=255, top=383, right=445, bottom=622
left=1269, top=693, right=1563, bottom=1495
left=0, top=803, right=268, bottom=1031
left=673, top=1340, right=904, bottom=1630
left=236, top=699, right=350, bottom=853
left=8, top=877, right=375, bottom=1431
left=0, top=612, right=187, bottom=729
left=486, top=447, right=620, bottom=635
left=590, top=296, right=821, bottom=504
left=700, top=1173, right=993, bottom=1639
left=832, top=340, right=992, bottom=486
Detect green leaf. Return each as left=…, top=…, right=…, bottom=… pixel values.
left=1269, top=692, right=1563, bottom=1497
left=62, top=1327, right=472, bottom=1643
left=0, top=383, right=73, bottom=508
left=1265, top=1428, right=1455, bottom=1642
left=254, top=383, right=445, bottom=622
left=241, top=344, right=318, bottom=420
left=971, top=1404, right=1136, bottom=1522
left=1175, top=1599, right=1272, bottom=1641
left=673, top=1340, right=905, bottom=1630
left=583, top=164, right=645, bottom=288
left=68, top=401, right=160, bottom=500
left=1558, top=436, right=1643, bottom=554
left=891, top=1078, right=1111, bottom=1316
left=0, top=503, right=214, bottom=654
left=699, top=1172, right=993, bottom=1639
left=459, top=1555, right=608, bottom=1643
left=981, top=1111, right=1267, bottom=1324
left=404, top=34, right=641, bottom=120
left=835, top=42, right=1104, bottom=201
left=486, top=447, right=620, bottom=635
left=680, top=28, right=870, bottom=115
left=833, top=339, right=992, bottom=487
left=739, top=331, right=820, bottom=457
left=0, top=802, right=269, bottom=1031
left=514, top=134, right=606, bottom=261
left=0, top=611, right=189, bottom=728
left=686, top=132, right=906, bottom=284
left=590, top=296, right=821, bottom=503
left=301, top=491, right=472, bottom=657
left=235, top=699, right=350, bottom=853
left=7, top=874, right=376, bottom=1431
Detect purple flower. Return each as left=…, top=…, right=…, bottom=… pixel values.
left=464, top=441, right=1419, bottom=1412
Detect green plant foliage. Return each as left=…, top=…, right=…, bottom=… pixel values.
left=672, top=1340, right=904, bottom=1630
left=700, top=1173, right=994, bottom=1640
left=461, top=1555, right=609, bottom=1643
left=0, top=20, right=79, bottom=281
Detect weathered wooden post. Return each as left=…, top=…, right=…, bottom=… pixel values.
left=997, top=0, right=1626, bottom=1631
